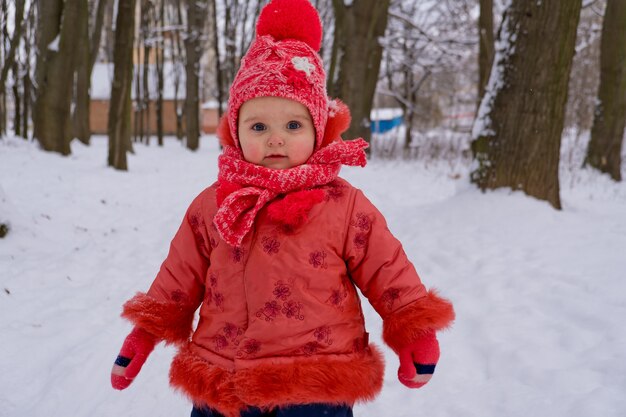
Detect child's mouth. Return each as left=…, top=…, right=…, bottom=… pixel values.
left=265, top=155, right=287, bottom=159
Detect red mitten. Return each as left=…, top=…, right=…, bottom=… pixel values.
left=111, top=327, right=157, bottom=390
left=397, top=330, right=440, bottom=389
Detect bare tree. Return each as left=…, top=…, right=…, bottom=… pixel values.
left=184, top=0, right=207, bottom=150
left=1, top=1, right=5, bottom=134
left=108, top=0, right=137, bottom=170
left=210, top=0, right=224, bottom=117
left=103, top=0, right=115, bottom=62
left=134, top=0, right=153, bottom=144
left=21, top=3, right=36, bottom=139
left=471, top=1, right=583, bottom=209
left=33, top=0, right=83, bottom=155
left=90, top=0, right=109, bottom=70
left=330, top=0, right=391, bottom=147
left=0, top=0, right=27, bottom=136
left=379, top=0, right=476, bottom=155
left=171, top=0, right=186, bottom=140
left=585, top=0, right=626, bottom=181
left=155, top=0, right=165, bottom=146
left=11, top=60, right=20, bottom=137
left=72, top=0, right=91, bottom=145
left=211, top=0, right=266, bottom=117
left=9, top=2, right=35, bottom=139
left=313, top=0, right=335, bottom=68
left=478, top=0, right=494, bottom=102
left=564, top=3, right=603, bottom=134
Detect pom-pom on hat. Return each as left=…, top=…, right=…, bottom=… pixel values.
left=228, top=0, right=328, bottom=150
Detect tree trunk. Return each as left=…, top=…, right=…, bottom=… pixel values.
left=155, top=0, right=164, bottom=146
left=142, top=33, right=151, bottom=145
left=89, top=0, right=109, bottom=72
left=140, top=0, right=153, bottom=145
left=211, top=0, right=224, bottom=118
left=107, top=0, right=136, bottom=170
left=22, top=65, right=30, bottom=139
left=330, top=0, right=390, bottom=148
left=21, top=5, right=34, bottom=139
left=32, top=0, right=64, bottom=146
left=0, top=0, right=6, bottom=135
left=72, top=0, right=91, bottom=145
left=103, top=0, right=115, bottom=62
left=0, top=0, right=25, bottom=92
left=470, top=1, right=582, bottom=209
left=478, top=0, right=494, bottom=103
left=0, top=0, right=26, bottom=135
left=174, top=0, right=185, bottom=140
left=33, top=0, right=82, bottom=155
left=184, top=0, right=206, bottom=151
left=585, top=0, right=626, bottom=181
left=134, top=38, right=143, bottom=143
left=12, top=62, right=20, bottom=137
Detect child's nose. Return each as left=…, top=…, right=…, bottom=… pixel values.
left=267, top=134, right=284, bottom=147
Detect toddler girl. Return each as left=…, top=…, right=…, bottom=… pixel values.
left=111, top=1, right=454, bottom=416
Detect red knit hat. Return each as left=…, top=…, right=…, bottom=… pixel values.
left=228, top=0, right=328, bottom=150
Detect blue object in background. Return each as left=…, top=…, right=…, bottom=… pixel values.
left=371, top=115, right=404, bottom=134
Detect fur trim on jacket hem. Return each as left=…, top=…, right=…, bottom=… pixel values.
left=382, top=289, right=455, bottom=352
left=169, top=343, right=385, bottom=416
left=122, top=292, right=195, bottom=345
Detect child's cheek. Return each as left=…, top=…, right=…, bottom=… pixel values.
left=242, top=142, right=265, bottom=164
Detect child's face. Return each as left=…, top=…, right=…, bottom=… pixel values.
left=238, top=97, right=315, bottom=169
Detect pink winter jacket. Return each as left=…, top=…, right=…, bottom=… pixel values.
left=122, top=178, right=454, bottom=416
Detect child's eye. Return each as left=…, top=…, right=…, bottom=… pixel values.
left=287, top=121, right=301, bottom=130
left=252, top=123, right=266, bottom=132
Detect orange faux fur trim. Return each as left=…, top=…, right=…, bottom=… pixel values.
left=217, top=113, right=236, bottom=148
left=121, top=292, right=195, bottom=345
left=168, top=344, right=385, bottom=415
left=233, top=345, right=385, bottom=409
left=321, top=99, right=351, bottom=147
left=170, top=345, right=244, bottom=417
left=382, top=290, right=455, bottom=352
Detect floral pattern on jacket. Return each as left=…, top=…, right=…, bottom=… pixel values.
left=122, top=178, right=454, bottom=416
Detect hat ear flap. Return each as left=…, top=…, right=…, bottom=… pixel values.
left=321, top=99, right=352, bottom=148
left=217, top=113, right=236, bottom=148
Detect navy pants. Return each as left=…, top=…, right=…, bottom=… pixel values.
left=191, top=403, right=353, bottom=417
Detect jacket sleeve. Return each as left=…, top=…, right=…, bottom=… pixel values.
left=343, top=189, right=455, bottom=353
left=121, top=190, right=212, bottom=345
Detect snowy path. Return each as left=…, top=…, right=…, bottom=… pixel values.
left=1, top=136, right=625, bottom=417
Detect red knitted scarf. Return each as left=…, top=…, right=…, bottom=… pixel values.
left=214, top=139, right=368, bottom=247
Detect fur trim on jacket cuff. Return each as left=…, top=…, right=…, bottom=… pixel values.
left=382, top=290, right=455, bottom=352
left=122, top=292, right=195, bottom=345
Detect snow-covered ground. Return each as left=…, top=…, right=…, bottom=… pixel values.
left=1, top=134, right=625, bottom=417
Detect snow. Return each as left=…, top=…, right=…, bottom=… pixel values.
left=201, top=100, right=220, bottom=109
left=371, top=107, right=403, bottom=120
left=1, top=133, right=626, bottom=417
left=472, top=1, right=515, bottom=139
left=48, top=35, right=60, bottom=52
left=0, top=184, right=11, bottom=236
left=91, top=62, right=188, bottom=101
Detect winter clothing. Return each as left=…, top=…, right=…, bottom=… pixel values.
left=111, top=327, right=157, bottom=390
left=119, top=177, right=454, bottom=417
left=191, top=403, right=353, bottom=417
left=112, top=0, right=455, bottom=415
left=397, top=330, right=440, bottom=389
left=214, top=138, right=368, bottom=247
left=227, top=0, right=328, bottom=149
